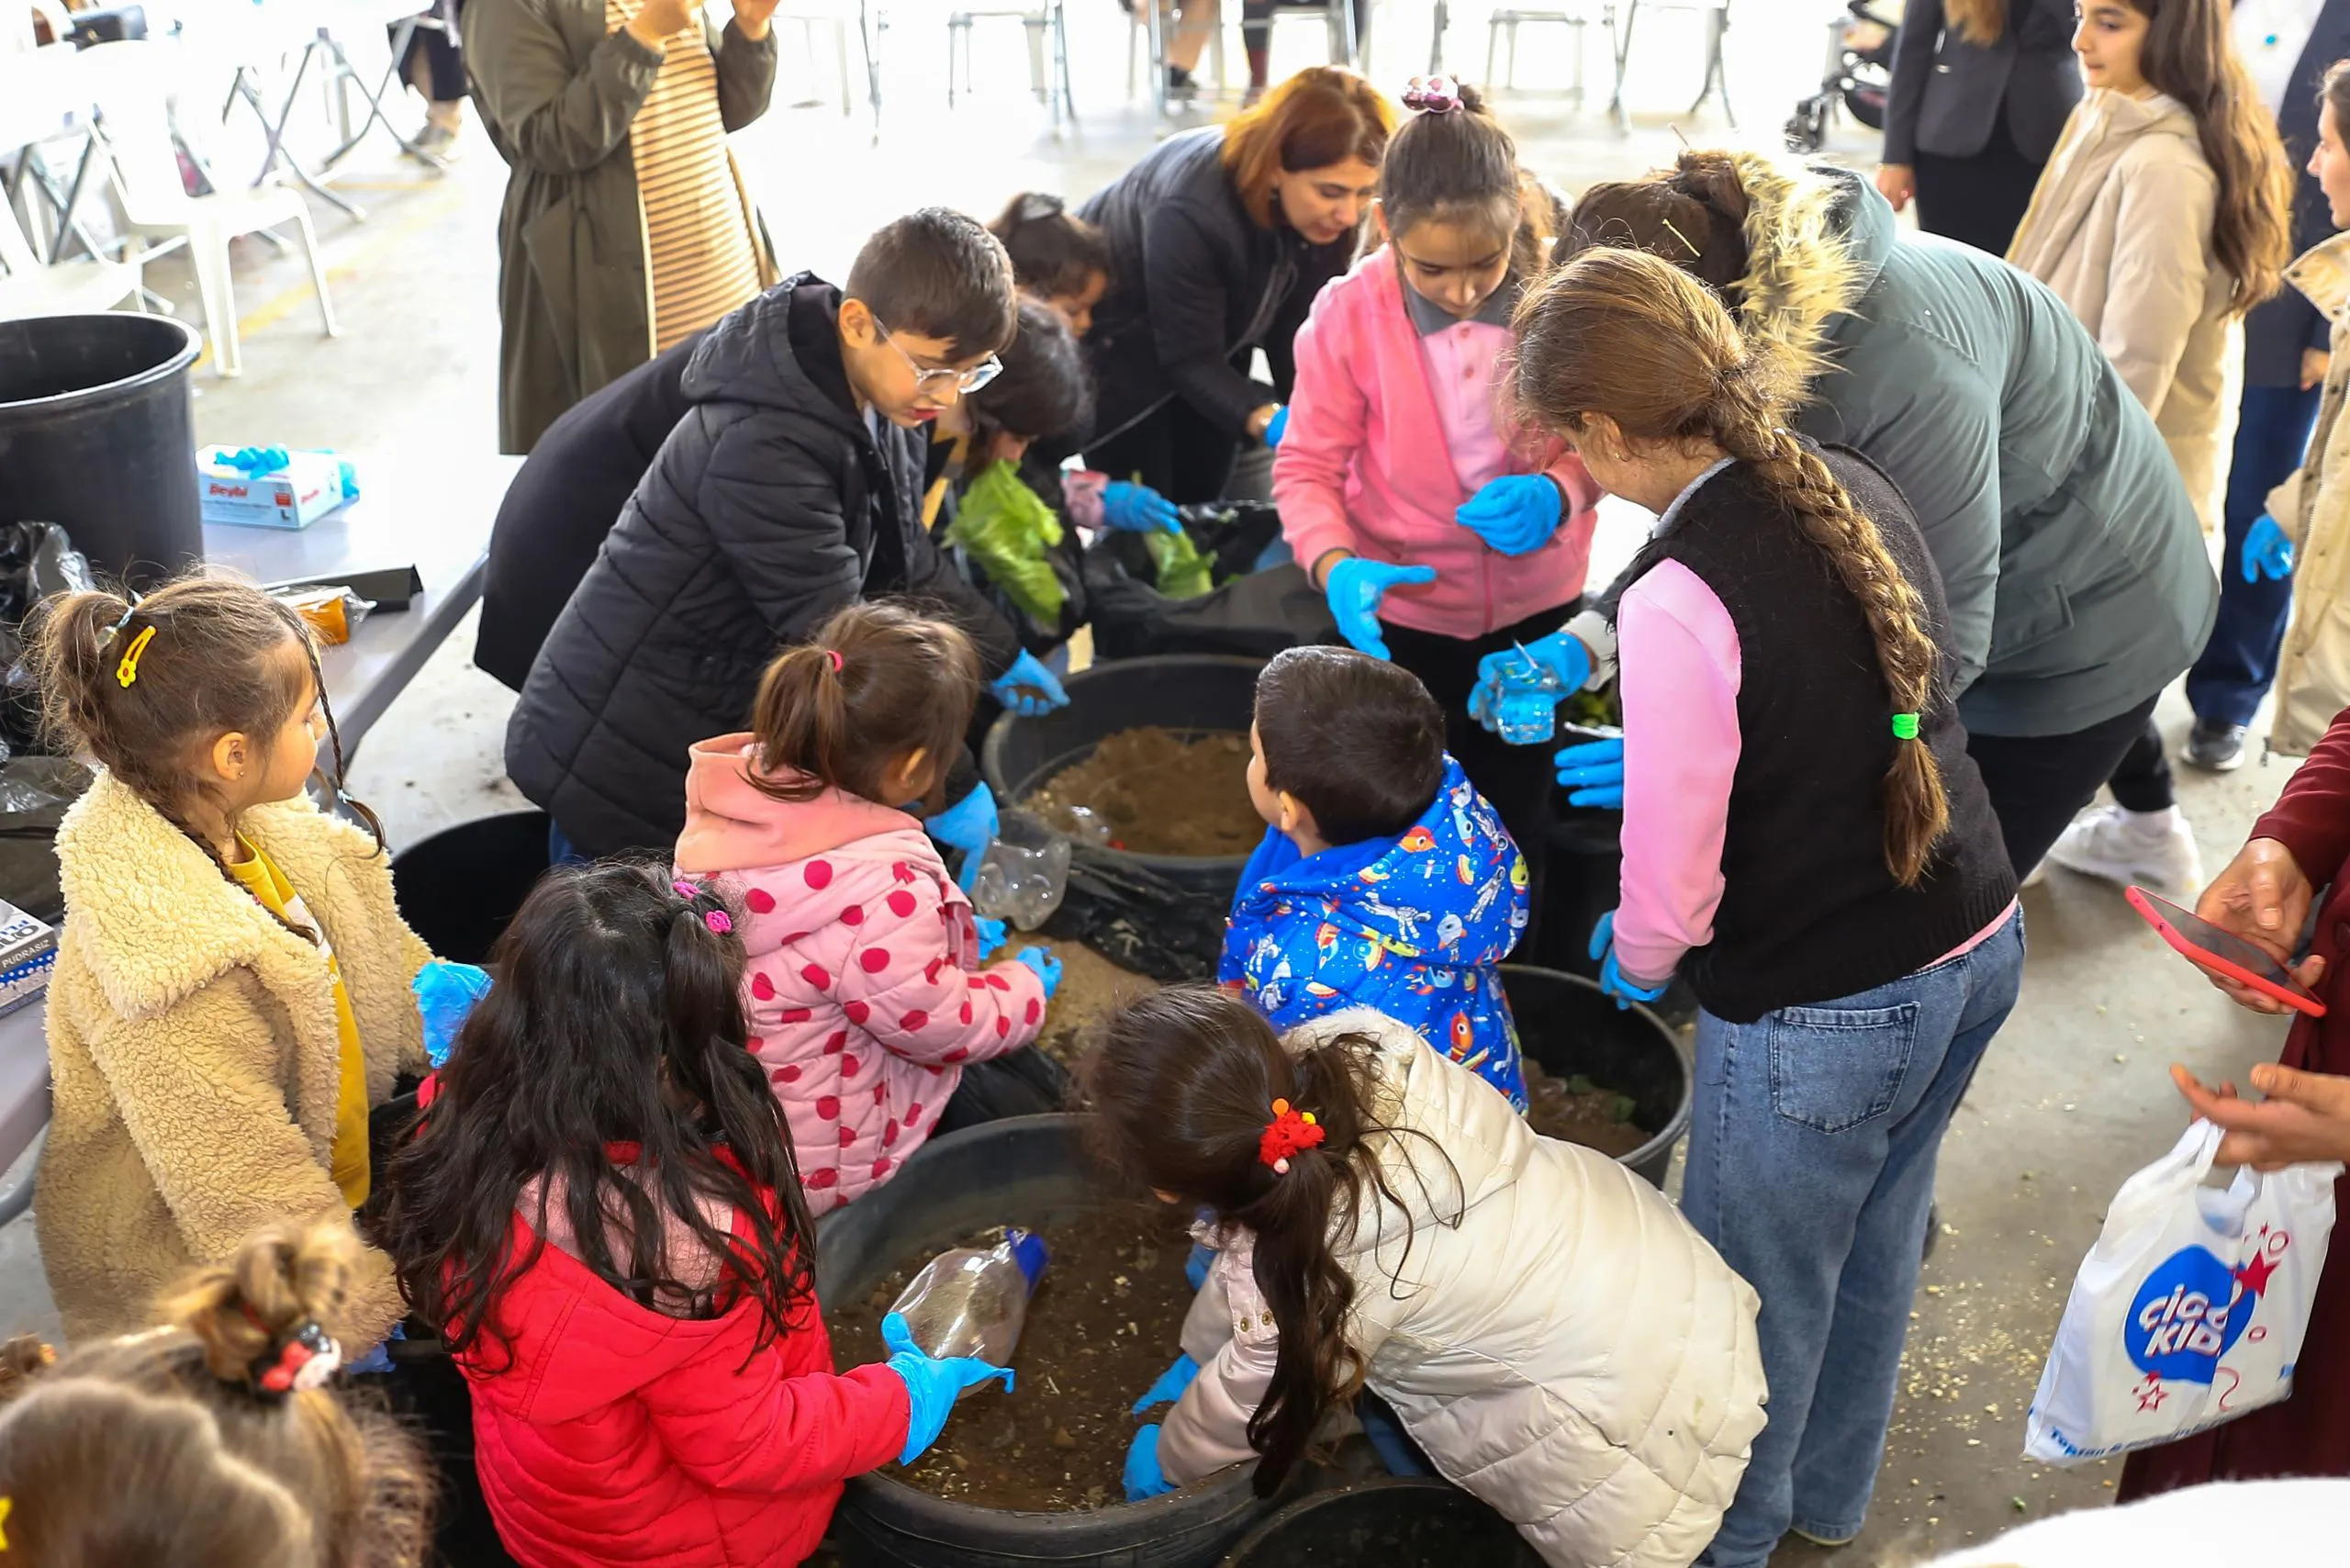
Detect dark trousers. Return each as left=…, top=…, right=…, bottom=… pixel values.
left=1964, top=692, right=2165, bottom=879
left=2103, top=717, right=2180, bottom=815
left=1912, top=112, right=2042, bottom=257
left=936, top=1046, right=1069, bottom=1134
left=2187, top=381, right=2323, bottom=728
left=395, top=0, right=464, bottom=100
left=1383, top=602, right=1577, bottom=953
left=1086, top=395, right=1244, bottom=505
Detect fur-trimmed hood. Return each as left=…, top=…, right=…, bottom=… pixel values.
left=1718, top=153, right=1885, bottom=403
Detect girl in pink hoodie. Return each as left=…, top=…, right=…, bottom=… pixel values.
left=674, top=602, right=1063, bottom=1214
left=1271, top=77, right=1601, bottom=933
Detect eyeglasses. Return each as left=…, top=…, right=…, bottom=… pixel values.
left=873, top=316, right=1002, bottom=395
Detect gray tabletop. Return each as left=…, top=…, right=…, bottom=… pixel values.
left=0, top=451, right=520, bottom=1208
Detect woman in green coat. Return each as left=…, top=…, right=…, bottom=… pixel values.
left=465, top=0, right=780, bottom=453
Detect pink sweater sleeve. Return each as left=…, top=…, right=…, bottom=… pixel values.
left=1270, top=300, right=1369, bottom=577
left=1612, top=558, right=1742, bottom=989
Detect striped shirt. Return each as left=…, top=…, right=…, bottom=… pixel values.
left=607, top=0, right=764, bottom=351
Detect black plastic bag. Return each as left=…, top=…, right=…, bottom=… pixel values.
left=1039, top=847, right=1233, bottom=983
left=0, top=521, right=96, bottom=758
left=0, top=756, right=93, bottom=923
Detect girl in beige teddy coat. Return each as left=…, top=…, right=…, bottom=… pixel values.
left=28, top=578, right=430, bottom=1345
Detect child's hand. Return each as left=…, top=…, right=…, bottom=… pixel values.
left=1324, top=555, right=1437, bottom=662
left=1014, top=946, right=1062, bottom=1001
left=1455, top=474, right=1565, bottom=556
left=1131, top=1352, right=1200, bottom=1414
left=973, top=914, right=1009, bottom=960
left=880, top=1312, right=1014, bottom=1466
left=927, top=784, right=1000, bottom=891
left=1124, top=1425, right=1177, bottom=1500
left=1589, top=911, right=1668, bottom=1011
left=1102, top=481, right=1182, bottom=534
left=990, top=650, right=1069, bottom=717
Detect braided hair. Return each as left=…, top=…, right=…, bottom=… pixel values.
left=1511, top=246, right=1951, bottom=884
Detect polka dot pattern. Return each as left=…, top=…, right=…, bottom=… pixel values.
left=815, top=1096, right=840, bottom=1120
left=800, top=964, right=831, bottom=991
left=859, top=947, right=892, bottom=973
left=745, top=889, right=776, bottom=914
left=887, top=890, right=918, bottom=918
left=750, top=972, right=775, bottom=1002
left=804, top=860, right=834, bottom=890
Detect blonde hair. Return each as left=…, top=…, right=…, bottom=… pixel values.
left=0, top=1223, right=431, bottom=1567
left=1512, top=248, right=1951, bottom=883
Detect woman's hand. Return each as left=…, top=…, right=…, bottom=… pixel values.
left=1875, top=163, right=1916, bottom=213
left=731, top=0, right=779, bottom=37
left=624, top=0, right=698, bottom=48
left=2195, top=837, right=2320, bottom=1014
left=2173, top=1063, right=2350, bottom=1170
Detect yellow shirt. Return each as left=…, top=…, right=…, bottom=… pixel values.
left=228, top=838, right=370, bottom=1209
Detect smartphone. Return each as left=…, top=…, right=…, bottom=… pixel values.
left=2125, top=886, right=2328, bottom=1018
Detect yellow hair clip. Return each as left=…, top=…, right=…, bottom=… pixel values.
left=115, top=625, right=155, bottom=689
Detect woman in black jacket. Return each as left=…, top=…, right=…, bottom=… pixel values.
left=1077, top=65, right=1390, bottom=503
left=1878, top=0, right=2081, bottom=254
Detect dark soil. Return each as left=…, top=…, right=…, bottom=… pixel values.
left=1025, top=727, right=1261, bottom=858
left=1035, top=943, right=1158, bottom=1070
left=829, top=1203, right=1200, bottom=1512
left=1523, top=1060, right=1650, bottom=1159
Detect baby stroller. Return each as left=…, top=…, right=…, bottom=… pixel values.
left=1785, top=0, right=1901, bottom=152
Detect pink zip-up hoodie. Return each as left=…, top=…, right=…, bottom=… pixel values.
left=1272, top=246, right=1602, bottom=640
left=674, top=734, right=1047, bottom=1214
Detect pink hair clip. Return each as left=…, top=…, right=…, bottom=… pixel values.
left=825, top=649, right=845, bottom=673
left=673, top=879, right=704, bottom=902
left=705, top=910, right=734, bottom=935
left=1401, top=74, right=1461, bottom=113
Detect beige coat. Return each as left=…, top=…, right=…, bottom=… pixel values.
left=1158, top=1009, right=1767, bottom=1568
left=38, top=772, right=431, bottom=1343
left=2263, top=234, right=2350, bottom=756
left=2008, top=90, right=2240, bottom=531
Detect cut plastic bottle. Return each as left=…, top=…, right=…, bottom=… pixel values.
left=889, top=1227, right=1049, bottom=1375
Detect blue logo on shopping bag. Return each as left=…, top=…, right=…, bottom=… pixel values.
left=2127, top=1246, right=2266, bottom=1383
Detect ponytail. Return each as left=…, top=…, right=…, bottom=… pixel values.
left=748, top=601, right=981, bottom=808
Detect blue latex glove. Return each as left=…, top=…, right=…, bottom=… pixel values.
left=1455, top=474, right=1564, bottom=557
left=1015, top=946, right=1063, bottom=1000
left=412, top=960, right=492, bottom=1069
left=1102, top=480, right=1181, bottom=534
left=990, top=649, right=1070, bottom=717
left=2244, top=512, right=2297, bottom=583
left=1184, top=1239, right=1214, bottom=1291
left=973, top=914, right=1008, bottom=960
left=344, top=1320, right=401, bottom=1376
left=1132, top=1352, right=1201, bottom=1414
left=1125, top=1424, right=1178, bottom=1501
left=1325, top=556, right=1438, bottom=661
left=1553, top=735, right=1626, bottom=809
left=1470, top=631, right=1593, bottom=735
left=220, top=443, right=289, bottom=476
left=880, top=1311, right=1015, bottom=1466
left=928, top=784, right=1000, bottom=892
left=1589, top=911, right=1668, bottom=1012
left=1263, top=405, right=1289, bottom=447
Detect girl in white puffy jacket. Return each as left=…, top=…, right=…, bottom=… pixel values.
left=1083, top=988, right=1768, bottom=1568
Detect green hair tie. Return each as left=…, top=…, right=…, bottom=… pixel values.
left=1891, top=712, right=1921, bottom=741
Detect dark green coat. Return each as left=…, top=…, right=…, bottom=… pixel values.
left=464, top=0, right=777, bottom=454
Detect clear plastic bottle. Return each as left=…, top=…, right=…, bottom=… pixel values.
left=1490, top=646, right=1565, bottom=745
left=888, top=1228, right=1049, bottom=1368
left=970, top=810, right=1073, bottom=931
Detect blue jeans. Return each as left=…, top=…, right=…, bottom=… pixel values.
left=547, top=820, right=588, bottom=868
left=1687, top=911, right=2026, bottom=1567
left=2186, top=381, right=2322, bottom=728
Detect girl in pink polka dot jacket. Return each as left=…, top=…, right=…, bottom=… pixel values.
left=674, top=602, right=1062, bottom=1214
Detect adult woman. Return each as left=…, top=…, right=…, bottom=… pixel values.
left=1079, top=66, right=1389, bottom=502
left=465, top=0, right=780, bottom=454
left=1880, top=0, right=2082, bottom=254
left=2008, top=0, right=2291, bottom=897
left=2125, top=700, right=2350, bottom=1492
left=1510, top=246, right=2021, bottom=1568
left=1535, top=151, right=2216, bottom=886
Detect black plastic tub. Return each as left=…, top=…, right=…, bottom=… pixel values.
left=0, top=313, right=202, bottom=588
left=1501, top=963, right=1691, bottom=1190
left=980, top=655, right=1264, bottom=908
left=1215, top=1481, right=1541, bottom=1568
left=389, top=810, right=552, bottom=965
left=818, top=1114, right=1279, bottom=1568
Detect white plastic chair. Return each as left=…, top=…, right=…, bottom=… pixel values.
left=81, top=39, right=338, bottom=377
left=0, top=195, right=140, bottom=319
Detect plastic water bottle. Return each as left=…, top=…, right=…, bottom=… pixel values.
left=1491, top=645, right=1566, bottom=745
left=970, top=810, right=1073, bottom=932
left=889, top=1228, right=1049, bottom=1368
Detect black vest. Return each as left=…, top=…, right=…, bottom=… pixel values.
left=1624, top=445, right=2017, bottom=1023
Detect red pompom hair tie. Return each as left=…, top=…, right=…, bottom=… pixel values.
left=1259, top=1098, right=1325, bottom=1174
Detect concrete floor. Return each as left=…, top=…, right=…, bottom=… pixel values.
left=1, top=2, right=2311, bottom=1560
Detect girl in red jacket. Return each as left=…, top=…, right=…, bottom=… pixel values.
left=381, top=863, right=1010, bottom=1568
left=1271, top=76, right=1600, bottom=927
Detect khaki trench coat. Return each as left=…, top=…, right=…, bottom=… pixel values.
left=2264, top=234, right=2350, bottom=756
left=464, top=0, right=778, bottom=454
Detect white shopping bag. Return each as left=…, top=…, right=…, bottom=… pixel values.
left=2024, top=1119, right=2342, bottom=1464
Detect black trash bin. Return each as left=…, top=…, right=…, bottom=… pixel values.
left=389, top=810, right=553, bottom=964
left=1501, top=963, right=1692, bottom=1190
left=0, top=314, right=202, bottom=589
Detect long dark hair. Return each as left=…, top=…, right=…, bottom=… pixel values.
left=380, top=864, right=816, bottom=1364
left=2128, top=0, right=2294, bottom=311
left=1080, top=989, right=1454, bottom=1495
left=988, top=192, right=1114, bottom=301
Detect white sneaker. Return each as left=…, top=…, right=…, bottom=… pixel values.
left=2045, top=803, right=2204, bottom=897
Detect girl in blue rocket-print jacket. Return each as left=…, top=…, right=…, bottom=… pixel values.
left=1217, top=646, right=1529, bottom=1105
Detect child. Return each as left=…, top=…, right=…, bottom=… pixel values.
left=0, top=1221, right=432, bottom=1563
left=379, top=863, right=1013, bottom=1568
left=1503, top=248, right=2021, bottom=1568
left=1090, top=988, right=1766, bottom=1568
left=989, top=191, right=1114, bottom=339
left=26, top=578, right=430, bottom=1346
left=674, top=602, right=1064, bottom=1214
left=509, top=207, right=1062, bottom=860
left=2008, top=0, right=2293, bottom=894
left=1272, top=77, right=1600, bottom=932
left=1222, top=645, right=1530, bottom=1105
